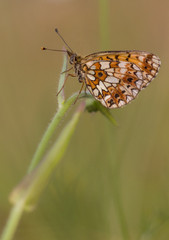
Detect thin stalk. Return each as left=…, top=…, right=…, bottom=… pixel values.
left=1, top=103, right=85, bottom=240
left=57, top=52, right=67, bottom=107
left=0, top=199, right=25, bottom=240
left=28, top=91, right=86, bottom=172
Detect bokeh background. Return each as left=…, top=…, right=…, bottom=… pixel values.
left=1, top=0, right=169, bottom=239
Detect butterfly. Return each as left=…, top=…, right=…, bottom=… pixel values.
left=42, top=29, right=161, bottom=109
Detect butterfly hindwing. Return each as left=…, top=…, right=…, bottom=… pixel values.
left=81, top=51, right=161, bottom=108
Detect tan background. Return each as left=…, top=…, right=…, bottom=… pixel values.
left=1, top=0, right=169, bottom=239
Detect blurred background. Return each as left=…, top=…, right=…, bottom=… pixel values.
left=1, top=0, right=169, bottom=239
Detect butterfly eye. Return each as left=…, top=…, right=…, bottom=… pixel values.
left=69, top=54, right=77, bottom=64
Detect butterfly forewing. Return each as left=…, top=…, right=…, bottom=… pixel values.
left=81, top=51, right=161, bottom=108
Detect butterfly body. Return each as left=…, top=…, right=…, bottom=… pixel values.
left=67, top=50, right=161, bottom=108
left=67, top=51, right=85, bottom=83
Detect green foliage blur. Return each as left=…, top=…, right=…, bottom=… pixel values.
left=1, top=0, right=169, bottom=239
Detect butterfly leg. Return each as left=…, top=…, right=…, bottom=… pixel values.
left=56, top=73, right=76, bottom=97
left=74, top=81, right=85, bottom=104
left=83, top=84, right=87, bottom=95
left=61, top=67, right=73, bottom=74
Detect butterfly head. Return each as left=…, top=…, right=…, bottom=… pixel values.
left=67, top=51, right=81, bottom=65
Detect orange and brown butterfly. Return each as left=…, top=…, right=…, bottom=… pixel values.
left=42, top=29, right=161, bottom=109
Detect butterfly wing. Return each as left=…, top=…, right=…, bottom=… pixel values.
left=81, top=51, right=161, bottom=108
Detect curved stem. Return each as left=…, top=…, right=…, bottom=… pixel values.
left=28, top=92, right=87, bottom=172
left=1, top=101, right=85, bottom=240
left=0, top=199, right=25, bottom=240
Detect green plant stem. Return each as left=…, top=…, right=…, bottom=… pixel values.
left=1, top=103, right=85, bottom=240
left=28, top=92, right=86, bottom=173
left=24, top=103, right=85, bottom=208
left=57, top=53, right=67, bottom=107
left=0, top=199, right=25, bottom=240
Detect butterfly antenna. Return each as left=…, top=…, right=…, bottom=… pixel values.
left=41, top=47, right=67, bottom=52
left=55, top=28, right=73, bottom=53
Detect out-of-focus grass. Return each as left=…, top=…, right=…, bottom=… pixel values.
left=98, top=0, right=110, bottom=49
left=98, top=1, right=130, bottom=239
